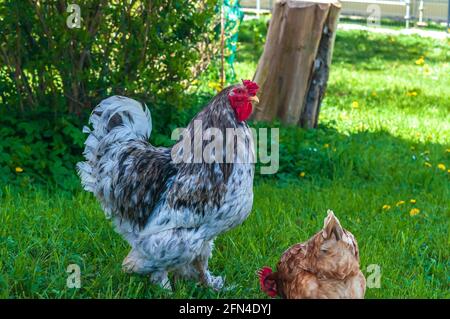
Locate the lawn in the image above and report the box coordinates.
[0,20,449,298]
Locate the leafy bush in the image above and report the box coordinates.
[0,111,85,190]
[0,0,219,115]
[0,0,221,189]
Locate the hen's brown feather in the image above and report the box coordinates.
[267,210,366,299]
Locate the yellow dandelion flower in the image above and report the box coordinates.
[371,92,377,97]
[208,81,222,92]
[447,169,450,173]
[409,208,420,216]
[299,172,306,178]
[415,57,425,65]
[324,143,330,148]
[424,162,432,168]
[351,101,359,109]
[437,163,446,171]
[15,167,24,173]
[410,199,416,204]
[396,200,405,206]
[382,205,391,210]
[445,149,450,153]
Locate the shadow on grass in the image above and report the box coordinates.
[253,121,449,192]
[325,80,450,115]
[333,31,448,68]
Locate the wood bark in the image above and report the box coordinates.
[251,0,341,128]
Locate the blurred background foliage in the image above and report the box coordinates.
[0,0,219,113]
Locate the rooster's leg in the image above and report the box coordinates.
[122,248,172,290]
[149,271,172,290]
[193,240,224,291]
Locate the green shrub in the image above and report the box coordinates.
[0,0,219,115]
[0,0,221,189]
[0,110,85,190]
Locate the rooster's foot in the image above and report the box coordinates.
[122,251,141,273]
[150,271,172,291]
[204,273,224,291]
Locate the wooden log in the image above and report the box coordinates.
[251,0,341,128]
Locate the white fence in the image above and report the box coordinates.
[240,0,450,26]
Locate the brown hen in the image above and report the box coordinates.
[259,210,366,299]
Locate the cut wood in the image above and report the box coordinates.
[251,0,341,128]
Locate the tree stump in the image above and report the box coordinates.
[251,0,341,128]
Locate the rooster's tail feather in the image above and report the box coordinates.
[76,96,152,193]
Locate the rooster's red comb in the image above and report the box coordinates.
[242,79,259,96]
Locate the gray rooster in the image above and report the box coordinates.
[77,80,259,290]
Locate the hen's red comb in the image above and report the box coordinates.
[242,79,259,96]
[257,266,277,298]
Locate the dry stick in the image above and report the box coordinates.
[34,0,79,113]
[220,3,225,89]
[15,19,36,109]
[190,3,221,84]
[99,24,121,89]
[139,3,152,67]
[79,1,105,71]
[0,44,24,112]
[122,0,135,80]
[33,0,59,109]
[190,12,221,85]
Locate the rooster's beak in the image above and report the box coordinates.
[249,96,259,104]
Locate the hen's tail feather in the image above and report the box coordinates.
[76,95,152,193]
[257,266,278,298]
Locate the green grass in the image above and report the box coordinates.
[1,21,449,298]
